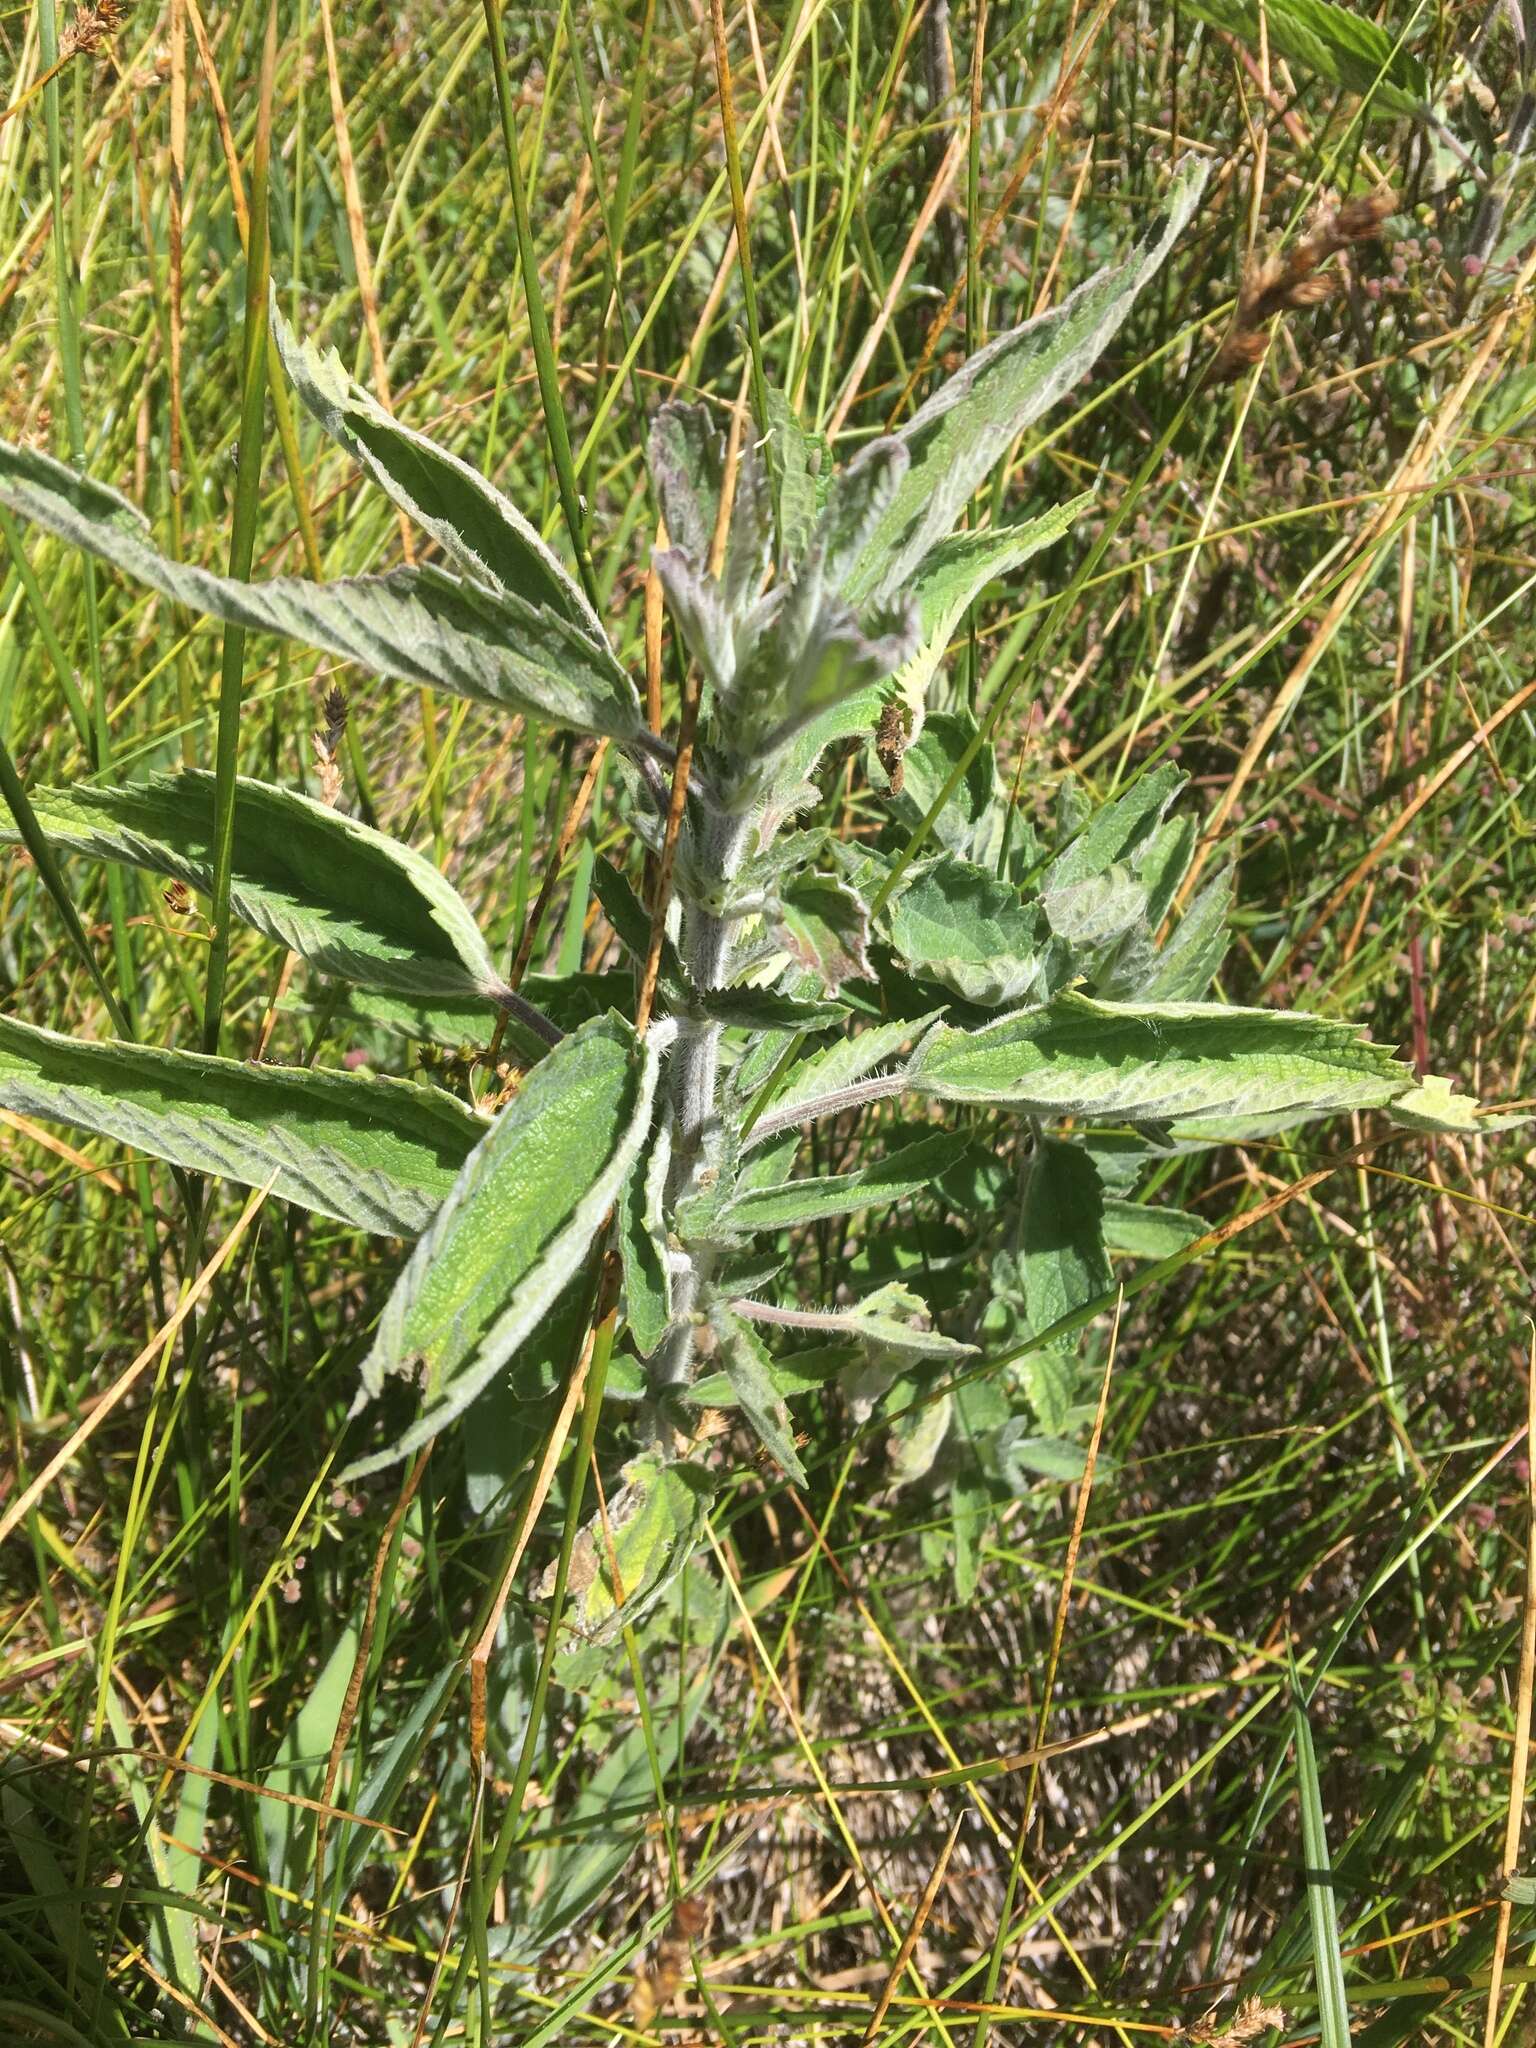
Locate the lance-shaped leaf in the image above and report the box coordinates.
[735,1284,976,1359]
[649,403,727,566]
[1047,763,1186,889]
[851,157,1208,603]
[746,1011,943,1143]
[1185,0,1427,118]
[710,1308,808,1485]
[689,1342,847,1408]
[591,857,687,988]
[721,1130,968,1233]
[355,1013,657,1468]
[1016,1139,1113,1344]
[763,385,823,569]
[651,548,737,693]
[700,986,849,1032]
[1128,867,1234,1003]
[844,1283,979,1358]
[1134,814,1200,931]
[545,1451,714,1645]
[7,770,505,1001]
[1043,865,1148,956]
[883,496,1090,741]
[1039,769,1201,977]
[909,992,1415,1130]
[0,438,642,741]
[1101,1197,1207,1259]
[273,303,610,647]
[0,1014,479,1234]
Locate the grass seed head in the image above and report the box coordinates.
[1186,1996,1288,2044]
[312,685,349,808]
[60,0,128,58]
[1210,187,1395,384]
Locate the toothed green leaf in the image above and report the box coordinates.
[998,1430,1089,1485]
[721,1130,968,1233]
[750,1013,943,1138]
[274,300,608,639]
[1388,1074,1527,1134]
[1185,0,1426,117]
[771,876,873,993]
[851,158,1209,602]
[759,995,1422,1146]
[885,854,1058,1008]
[763,386,822,568]
[909,995,1425,1138]
[885,496,1090,738]
[711,1309,809,1485]
[0,436,642,739]
[909,994,1416,1131]
[781,1283,977,1360]
[1047,764,1185,888]
[8,770,502,1000]
[1016,1139,1113,1344]
[552,1451,714,1644]
[353,1013,658,1471]
[0,1013,479,1234]
[619,1123,673,1358]
[1135,868,1234,1002]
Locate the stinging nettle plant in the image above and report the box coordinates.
[0,156,1503,1610]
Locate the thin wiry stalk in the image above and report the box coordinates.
[483,0,600,610]
[202,1,277,1057]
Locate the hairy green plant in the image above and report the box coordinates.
[0,155,1502,1625]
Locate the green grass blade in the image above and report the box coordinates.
[1293,1683,1354,2047]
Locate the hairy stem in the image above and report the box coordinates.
[652,805,755,1388]
[743,1070,908,1148]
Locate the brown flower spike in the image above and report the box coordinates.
[60,0,128,59]
[1186,1995,1288,2045]
[312,684,349,811]
[1209,189,1395,384]
[630,1895,710,2027]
